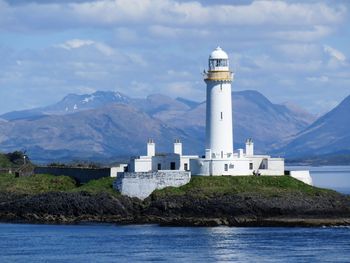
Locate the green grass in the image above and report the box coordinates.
[0,173,119,196]
[152,176,336,198]
[72,177,119,196]
[0,155,13,168]
[0,173,337,198]
[0,173,77,194]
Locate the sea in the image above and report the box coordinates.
[0,165,349,262]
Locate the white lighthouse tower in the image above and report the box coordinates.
[205,47,234,159]
[189,46,285,176]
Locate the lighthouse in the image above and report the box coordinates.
[204,47,234,159]
[114,46,295,200]
[188,47,285,176]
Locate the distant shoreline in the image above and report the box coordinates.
[1,218,350,228]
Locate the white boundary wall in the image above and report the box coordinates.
[114,171,191,200]
[289,170,313,185]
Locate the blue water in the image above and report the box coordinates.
[0,223,349,262]
[1,166,350,262]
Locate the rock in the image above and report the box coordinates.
[0,190,349,226]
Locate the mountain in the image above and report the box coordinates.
[277,95,350,157]
[43,90,131,114]
[156,90,316,151]
[0,91,131,121]
[0,90,316,162]
[0,104,200,162]
[282,101,316,125]
[175,97,201,109]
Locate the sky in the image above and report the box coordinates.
[0,0,349,115]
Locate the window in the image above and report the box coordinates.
[209,60,215,69]
[220,112,223,120]
[224,164,228,172]
[170,162,176,170]
[229,164,234,169]
[249,163,253,170]
[157,163,161,170]
[209,59,228,69]
[184,163,188,171]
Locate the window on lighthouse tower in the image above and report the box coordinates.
[209,59,228,70]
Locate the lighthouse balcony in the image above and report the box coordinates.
[204,71,233,81]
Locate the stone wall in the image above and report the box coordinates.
[34,167,110,184]
[114,171,191,200]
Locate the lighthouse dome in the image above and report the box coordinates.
[209,47,228,60]
[208,46,229,71]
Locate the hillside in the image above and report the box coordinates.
[0,151,29,168]
[0,104,200,162]
[278,95,350,157]
[0,90,315,162]
[0,174,349,226]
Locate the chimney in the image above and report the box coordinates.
[174,139,182,156]
[238,148,244,158]
[245,138,254,156]
[147,139,155,157]
[205,149,212,159]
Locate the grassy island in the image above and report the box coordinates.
[0,172,335,197]
[0,173,349,227]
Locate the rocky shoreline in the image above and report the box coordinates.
[1,190,350,227]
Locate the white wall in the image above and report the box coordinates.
[266,158,285,173]
[180,155,198,171]
[205,79,234,159]
[190,156,285,176]
[114,171,191,200]
[289,170,313,185]
[110,164,127,177]
[190,158,253,176]
[131,157,152,172]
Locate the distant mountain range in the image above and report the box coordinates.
[0,89,348,163]
[277,95,350,157]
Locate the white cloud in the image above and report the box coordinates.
[272,26,332,42]
[0,0,346,30]
[166,81,202,99]
[307,75,329,82]
[324,45,346,62]
[55,39,115,56]
[149,25,209,38]
[0,0,349,115]
[57,39,94,50]
[94,42,115,56]
[275,43,321,60]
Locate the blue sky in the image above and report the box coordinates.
[0,0,349,114]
